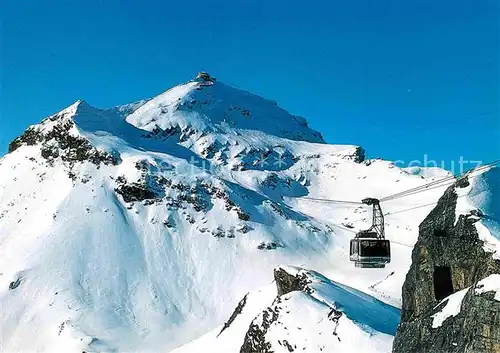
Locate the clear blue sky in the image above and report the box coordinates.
[2,0,499,170]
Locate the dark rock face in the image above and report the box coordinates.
[240,298,281,353]
[8,127,42,153]
[194,71,216,83]
[394,287,500,353]
[274,267,311,296]
[393,177,500,353]
[218,294,249,337]
[114,164,168,203]
[9,278,21,290]
[115,183,159,203]
[257,241,284,251]
[8,117,121,167]
[355,146,366,163]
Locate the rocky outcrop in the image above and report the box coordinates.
[218,294,248,337]
[8,127,41,153]
[393,176,500,353]
[9,115,121,167]
[194,71,216,83]
[240,300,280,353]
[274,266,310,296]
[355,146,366,163]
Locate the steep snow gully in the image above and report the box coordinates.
[1,73,497,352]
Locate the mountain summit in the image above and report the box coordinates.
[1,74,456,352]
[124,72,324,143]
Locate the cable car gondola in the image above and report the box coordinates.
[349,198,391,268]
[303,161,500,267]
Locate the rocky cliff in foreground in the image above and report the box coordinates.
[393,166,500,353]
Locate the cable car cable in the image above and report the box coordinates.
[298,197,363,205]
[380,160,499,202]
[349,192,472,225]
[294,160,498,207]
[382,159,499,201]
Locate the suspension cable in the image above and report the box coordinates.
[298,197,363,205]
[293,160,498,210]
[379,175,456,202]
[380,160,499,202]
[349,192,473,225]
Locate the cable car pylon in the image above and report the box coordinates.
[349,198,391,268]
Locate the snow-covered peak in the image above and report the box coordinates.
[47,99,99,121]
[59,99,88,114]
[34,99,110,136]
[125,73,324,143]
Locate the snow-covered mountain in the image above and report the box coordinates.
[1,73,455,352]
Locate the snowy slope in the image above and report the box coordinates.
[456,165,500,259]
[0,73,453,352]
